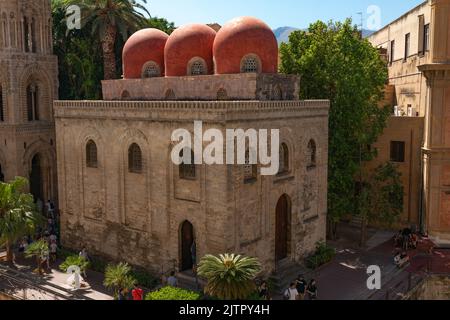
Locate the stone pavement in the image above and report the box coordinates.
[277,224,450,300]
[0,255,113,300]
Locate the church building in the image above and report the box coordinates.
[0,0,58,204]
[54,17,330,274]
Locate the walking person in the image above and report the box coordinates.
[167,271,178,287]
[50,240,58,263]
[191,240,197,268]
[296,275,308,300]
[258,281,271,300]
[131,284,144,301]
[307,279,318,300]
[79,246,89,278]
[284,282,299,300]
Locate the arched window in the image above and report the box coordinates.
[165,89,176,100]
[142,61,160,78]
[307,140,317,169]
[278,143,289,175]
[189,59,206,76]
[217,88,228,101]
[179,148,196,179]
[0,85,4,122]
[241,55,260,73]
[86,140,98,168]
[244,148,258,182]
[27,84,39,121]
[121,90,130,100]
[128,143,142,173]
[272,85,283,100]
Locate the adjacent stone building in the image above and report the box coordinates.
[55,17,329,274]
[368,0,450,245]
[0,0,58,203]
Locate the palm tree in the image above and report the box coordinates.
[25,239,49,275]
[104,262,137,299]
[197,254,262,300]
[61,0,150,80]
[0,177,41,263]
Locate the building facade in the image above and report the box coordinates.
[55,17,329,274]
[0,0,58,203]
[368,0,450,244]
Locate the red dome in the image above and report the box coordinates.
[213,17,279,74]
[165,24,216,77]
[122,28,169,79]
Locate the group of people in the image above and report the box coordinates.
[117,284,145,300]
[284,275,318,300]
[256,275,318,300]
[14,199,58,272]
[393,227,419,268]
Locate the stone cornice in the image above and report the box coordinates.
[54,100,329,111]
[54,100,330,123]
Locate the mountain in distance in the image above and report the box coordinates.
[273,26,375,45]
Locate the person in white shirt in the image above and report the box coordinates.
[167,271,178,287]
[284,282,299,300]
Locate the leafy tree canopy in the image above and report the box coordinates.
[280,20,390,235]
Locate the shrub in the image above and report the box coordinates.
[90,257,108,273]
[145,286,200,301]
[305,242,335,270]
[131,269,159,289]
[59,255,90,273]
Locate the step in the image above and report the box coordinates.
[176,271,206,292]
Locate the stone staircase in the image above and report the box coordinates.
[350,215,364,228]
[176,270,206,293]
[269,259,311,294]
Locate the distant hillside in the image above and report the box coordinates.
[273,26,375,45]
[273,27,300,45]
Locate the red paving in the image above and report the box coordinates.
[371,235,450,274]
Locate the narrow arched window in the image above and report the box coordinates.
[0,85,4,122]
[244,148,258,182]
[27,84,39,121]
[272,85,283,100]
[165,89,176,100]
[121,90,130,100]
[217,88,228,101]
[241,55,260,73]
[86,140,98,168]
[128,143,142,173]
[179,148,196,179]
[189,59,206,76]
[142,61,160,78]
[278,143,289,175]
[307,140,317,169]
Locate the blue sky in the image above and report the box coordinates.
[146,0,426,30]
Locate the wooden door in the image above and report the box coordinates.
[180,221,194,271]
[275,195,289,261]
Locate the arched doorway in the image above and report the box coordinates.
[275,194,291,262]
[180,221,195,271]
[0,164,4,182]
[29,154,43,202]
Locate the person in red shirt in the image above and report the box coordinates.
[131,284,144,300]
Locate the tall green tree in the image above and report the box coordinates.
[358,162,404,246]
[0,177,42,262]
[197,254,261,300]
[61,0,150,80]
[146,16,176,34]
[280,20,390,239]
[52,1,175,100]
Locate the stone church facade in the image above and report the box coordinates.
[54,17,329,274]
[0,0,58,203]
